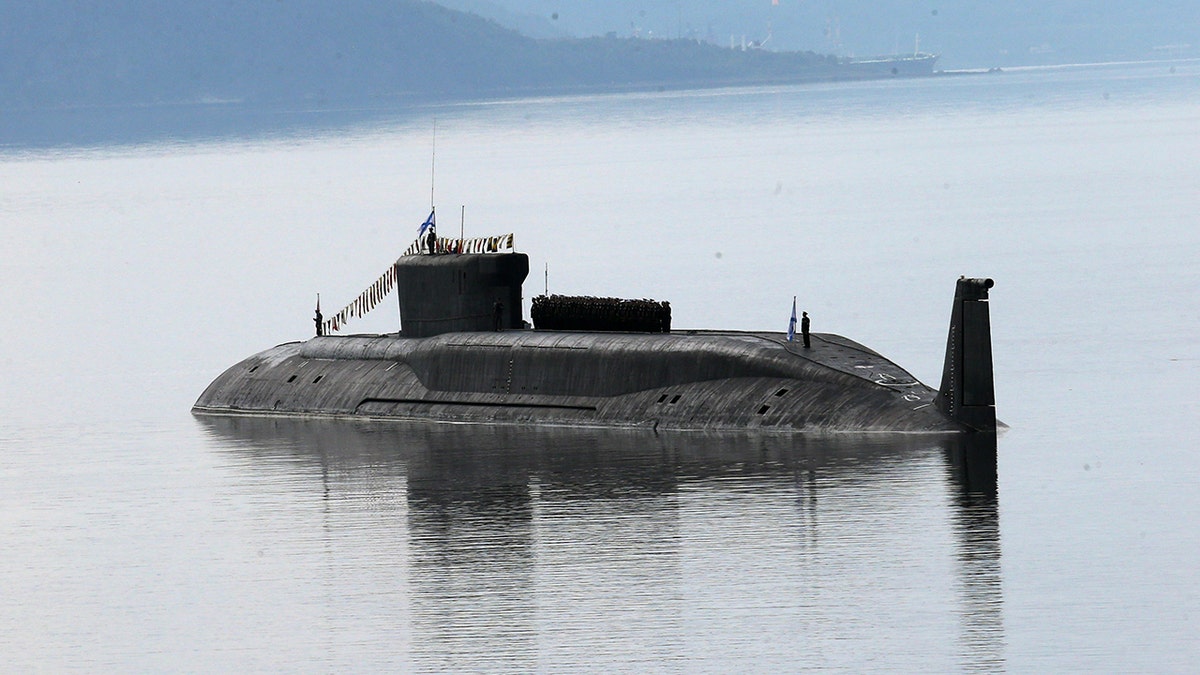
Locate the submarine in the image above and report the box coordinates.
[193,234,997,433]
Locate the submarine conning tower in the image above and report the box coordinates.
[936,277,997,432]
[394,252,529,337]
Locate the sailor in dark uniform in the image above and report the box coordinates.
[425,226,437,255]
[801,311,810,348]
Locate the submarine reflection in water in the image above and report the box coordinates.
[199,417,1002,670]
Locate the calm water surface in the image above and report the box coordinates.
[1,62,1197,671]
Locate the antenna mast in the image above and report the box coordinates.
[430,119,437,210]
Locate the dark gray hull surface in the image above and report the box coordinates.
[193,329,967,433]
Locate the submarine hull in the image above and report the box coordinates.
[193,330,969,433]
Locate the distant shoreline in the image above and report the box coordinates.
[2,66,936,151]
[4,57,1191,152]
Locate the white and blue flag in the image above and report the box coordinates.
[418,209,436,237]
[787,296,797,342]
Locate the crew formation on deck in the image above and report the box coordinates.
[531,295,671,333]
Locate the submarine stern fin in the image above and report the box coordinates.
[936,277,996,432]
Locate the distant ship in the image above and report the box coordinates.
[839,52,940,78]
[193,234,996,434]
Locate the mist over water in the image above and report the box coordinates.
[1,62,1197,671]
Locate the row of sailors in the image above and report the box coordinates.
[531,295,671,334]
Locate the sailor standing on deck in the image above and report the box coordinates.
[419,209,437,254]
[801,311,811,348]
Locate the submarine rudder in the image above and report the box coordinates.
[935,277,996,432]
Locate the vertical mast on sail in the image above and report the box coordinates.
[430,118,437,212]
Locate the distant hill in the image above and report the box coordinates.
[454,1,1200,69]
[0,0,859,111]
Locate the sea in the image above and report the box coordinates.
[1,61,1197,672]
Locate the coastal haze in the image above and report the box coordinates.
[2,3,1199,673]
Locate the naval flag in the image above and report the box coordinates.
[417,209,436,237]
[787,296,797,341]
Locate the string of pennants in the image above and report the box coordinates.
[321,233,516,334]
[321,266,397,335]
[402,233,516,257]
